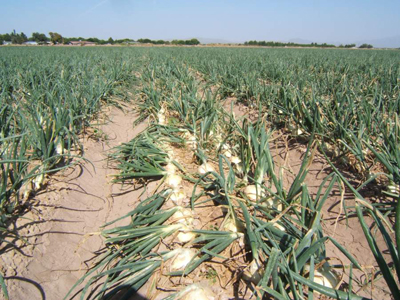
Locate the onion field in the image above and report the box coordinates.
[1,46,399,299]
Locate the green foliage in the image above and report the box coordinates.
[244,40,337,48]
[137,38,171,45]
[49,32,63,44]
[0,47,143,224]
[1,30,29,44]
[171,38,200,45]
[359,43,374,49]
[30,32,49,43]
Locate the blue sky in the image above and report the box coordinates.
[1,0,399,44]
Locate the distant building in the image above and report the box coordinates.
[2,41,12,45]
[23,41,38,45]
[68,40,97,46]
[69,41,82,46]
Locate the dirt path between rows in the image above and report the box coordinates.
[1,106,149,300]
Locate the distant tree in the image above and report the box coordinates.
[20,32,28,42]
[171,39,199,45]
[10,31,27,44]
[138,38,152,44]
[344,43,356,48]
[49,32,63,44]
[188,38,200,45]
[31,32,49,43]
[87,37,100,43]
[107,37,114,44]
[359,43,373,49]
[2,33,11,41]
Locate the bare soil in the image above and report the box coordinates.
[0,105,151,300]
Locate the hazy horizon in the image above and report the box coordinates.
[1,0,400,46]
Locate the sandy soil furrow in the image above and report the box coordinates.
[1,106,149,300]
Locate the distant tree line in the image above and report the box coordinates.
[137,38,200,45]
[244,41,374,49]
[358,43,374,49]
[63,36,134,45]
[0,30,28,44]
[338,44,356,48]
[1,31,201,46]
[0,30,134,45]
[244,40,337,48]
[1,31,374,49]
[171,39,200,45]
[137,38,170,45]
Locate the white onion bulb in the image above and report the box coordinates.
[297,128,304,135]
[170,248,197,272]
[198,162,215,175]
[177,225,197,243]
[165,162,177,175]
[223,219,238,232]
[186,134,197,150]
[170,189,187,205]
[230,156,241,164]
[265,198,283,212]
[158,114,166,125]
[177,284,216,300]
[243,260,264,284]
[272,222,285,232]
[244,185,265,201]
[166,174,182,189]
[387,181,399,194]
[33,173,44,190]
[172,208,194,226]
[304,263,339,289]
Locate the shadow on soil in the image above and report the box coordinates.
[4,276,46,300]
